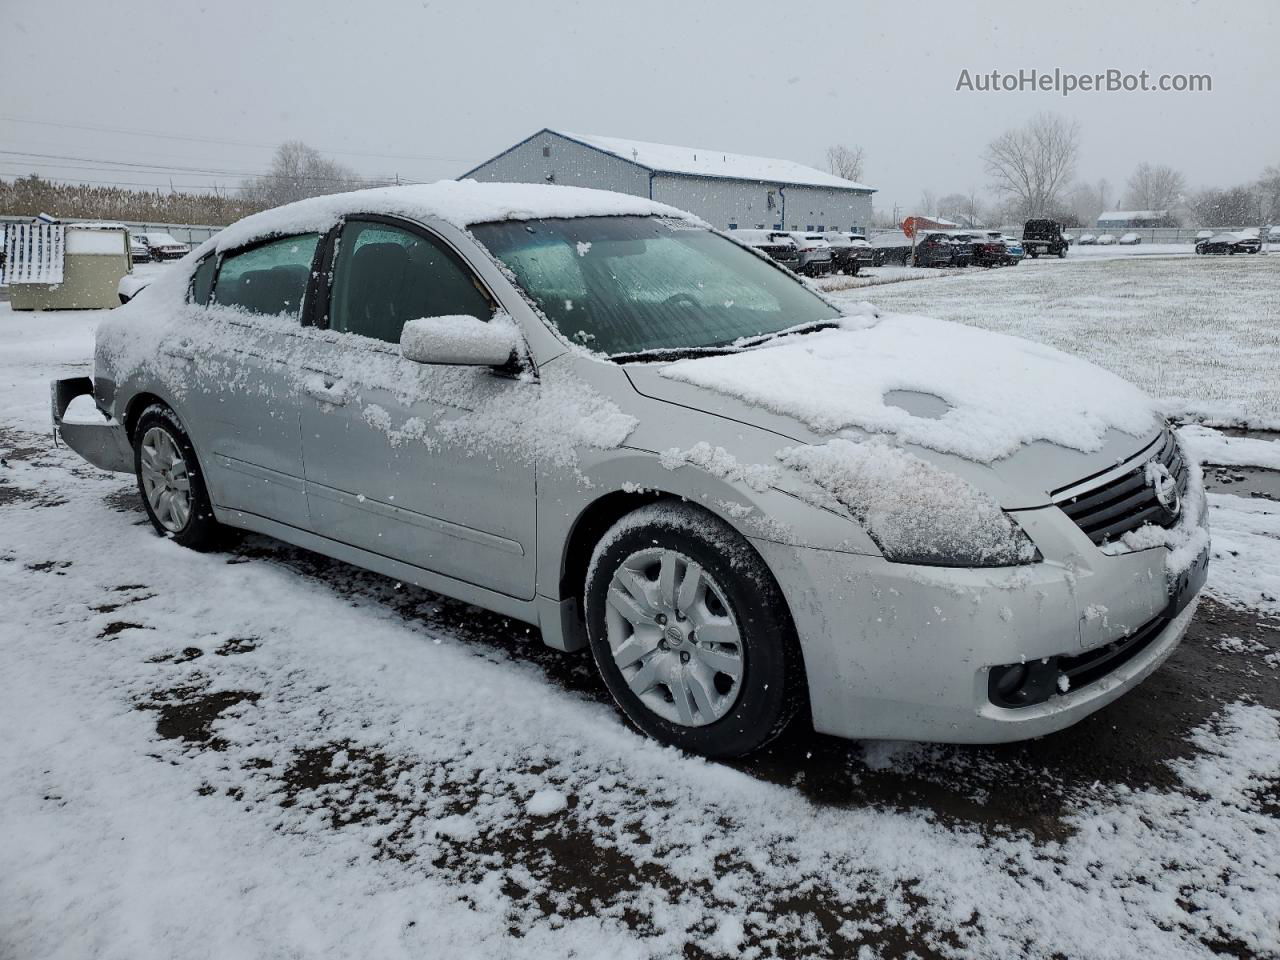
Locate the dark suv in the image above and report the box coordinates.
[1021,220,1069,259]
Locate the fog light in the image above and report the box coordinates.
[993,663,1029,700]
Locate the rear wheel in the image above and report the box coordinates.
[133,404,225,550]
[584,503,805,758]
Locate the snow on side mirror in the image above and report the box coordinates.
[400,314,518,367]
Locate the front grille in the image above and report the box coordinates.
[1053,429,1186,546]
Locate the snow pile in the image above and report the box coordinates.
[660,313,1159,463]
[1178,424,1280,470]
[525,789,568,817]
[1204,494,1280,615]
[659,441,783,493]
[777,437,1036,565]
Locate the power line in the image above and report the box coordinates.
[0,114,480,165]
[0,148,419,184]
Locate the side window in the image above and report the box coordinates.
[189,255,216,306]
[329,220,492,344]
[212,234,320,318]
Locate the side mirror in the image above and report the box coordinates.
[400,314,518,367]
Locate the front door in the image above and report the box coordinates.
[297,218,537,599]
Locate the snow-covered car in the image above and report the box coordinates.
[129,234,152,264]
[1267,225,1280,244]
[727,229,800,271]
[1095,234,1117,246]
[845,233,874,267]
[869,232,913,266]
[1076,233,1097,245]
[785,232,835,276]
[1001,235,1025,261]
[51,181,1209,758]
[139,232,191,261]
[1118,233,1142,245]
[912,232,956,267]
[819,232,861,275]
[1195,229,1214,242]
[1195,232,1262,255]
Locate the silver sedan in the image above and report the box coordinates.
[53,182,1208,758]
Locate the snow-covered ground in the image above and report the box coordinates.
[831,253,1280,428]
[3,255,1280,959]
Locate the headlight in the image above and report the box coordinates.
[778,438,1041,568]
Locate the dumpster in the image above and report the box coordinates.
[6,221,133,310]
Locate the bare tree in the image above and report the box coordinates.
[825,144,866,183]
[918,189,939,218]
[982,112,1080,220]
[1123,163,1186,212]
[937,190,985,226]
[1257,164,1280,222]
[1190,185,1264,226]
[241,141,363,208]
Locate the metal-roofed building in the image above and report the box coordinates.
[1096,210,1176,229]
[463,129,875,234]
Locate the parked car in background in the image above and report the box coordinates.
[846,233,874,268]
[50,181,1208,758]
[1118,233,1142,246]
[1021,219,1069,258]
[1096,234,1117,246]
[820,233,861,275]
[139,232,191,261]
[129,234,152,264]
[1002,236,1025,262]
[729,229,800,271]
[1196,232,1263,255]
[969,231,1013,267]
[786,232,835,276]
[870,232,913,266]
[912,232,955,267]
[1062,233,1074,245]
[946,233,975,268]
[1076,233,1097,245]
[1267,226,1280,244]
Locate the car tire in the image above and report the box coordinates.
[584,502,806,758]
[133,404,225,551]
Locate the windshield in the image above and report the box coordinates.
[470,216,839,356]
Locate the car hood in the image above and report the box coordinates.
[624,312,1163,509]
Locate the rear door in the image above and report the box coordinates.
[296,217,537,599]
[181,234,319,529]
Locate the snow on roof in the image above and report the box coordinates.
[210,180,698,253]
[552,130,875,192]
[1097,210,1169,221]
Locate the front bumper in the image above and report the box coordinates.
[51,377,134,473]
[751,503,1209,743]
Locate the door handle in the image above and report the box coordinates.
[163,341,196,361]
[303,372,350,406]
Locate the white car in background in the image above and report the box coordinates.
[1096,234,1117,246]
[1118,233,1142,245]
[1076,233,1097,245]
[139,231,191,261]
[52,181,1209,758]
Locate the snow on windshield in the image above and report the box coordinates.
[659,312,1160,463]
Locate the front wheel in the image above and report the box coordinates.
[134,404,225,550]
[584,503,805,758]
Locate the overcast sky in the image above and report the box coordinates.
[2,0,1275,217]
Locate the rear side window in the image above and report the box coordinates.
[190,256,216,306]
[328,220,492,344]
[213,234,320,318]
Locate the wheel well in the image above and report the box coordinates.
[123,392,168,441]
[559,489,670,600]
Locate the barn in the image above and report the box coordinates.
[462,129,876,234]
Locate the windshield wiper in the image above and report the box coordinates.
[734,319,842,349]
[609,345,741,364]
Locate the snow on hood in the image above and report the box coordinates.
[209,181,700,254]
[658,311,1160,463]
